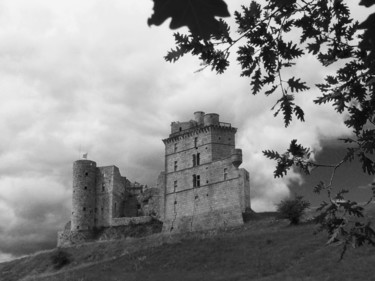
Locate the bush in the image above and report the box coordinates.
[276,195,310,225]
[51,248,71,270]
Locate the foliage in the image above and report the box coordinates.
[149,0,375,254]
[51,248,71,270]
[148,0,230,39]
[276,195,310,225]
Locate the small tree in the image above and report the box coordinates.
[276,195,310,225]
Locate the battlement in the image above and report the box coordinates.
[168,111,236,139]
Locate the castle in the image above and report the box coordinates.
[58,112,250,246]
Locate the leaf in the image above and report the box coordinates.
[263,150,281,160]
[358,152,375,175]
[148,0,230,39]
[293,106,305,122]
[287,77,309,93]
[251,68,262,94]
[280,95,294,126]
[359,0,375,7]
[288,139,309,157]
[265,85,278,96]
[314,181,325,194]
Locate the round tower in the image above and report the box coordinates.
[71,159,97,231]
[203,113,220,126]
[194,111,205,125]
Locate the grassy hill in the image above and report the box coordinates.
[1,212,375,281]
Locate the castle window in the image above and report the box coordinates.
[192,154,196,167]
[84,186,87,190]
[224,168,228,180]
[174,161,178,171]
[194,137,198,148]
[179,127,182,132]
[85,172,88,176]
[197,153,200,165]
[77,226,80,230]
[102,184,105,192]
[174,143,177,153]
[115,202,117,212]
[174,180,177,190]
[83,207,86,211]
[101,207,104,213]
[193,174,200,187]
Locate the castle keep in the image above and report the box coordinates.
[158,111,250,232]
[58,111,250,246]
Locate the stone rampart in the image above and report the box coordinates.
[111,216,152,227]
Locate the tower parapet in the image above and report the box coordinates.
[71,159,97,231]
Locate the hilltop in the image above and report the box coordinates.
[1,212,375,281]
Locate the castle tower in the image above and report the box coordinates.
[160,112,250,233]
[71,159,97,231]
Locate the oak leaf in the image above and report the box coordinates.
[148,0,230,39]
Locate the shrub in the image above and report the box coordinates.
[51,248,71,270]
[276,195,310,225]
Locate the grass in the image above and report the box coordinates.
[1,213,375,281]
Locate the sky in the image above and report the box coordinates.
[0,0,374,262]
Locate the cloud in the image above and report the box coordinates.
[0,0,368,260]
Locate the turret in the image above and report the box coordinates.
[194,111,205,125]
[231,149,243,169]
[71,159,97,231]
[204,113,220,126]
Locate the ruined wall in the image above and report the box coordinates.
[71,160,97,231]
[111,216,152,226]
[95,166,114,228]
[57,230,94,247]
[111,167,126,218]
[138,187,162,217]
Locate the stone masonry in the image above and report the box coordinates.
[158,111,251,233]
[57,111,251,246]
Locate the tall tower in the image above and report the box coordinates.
[160,111,250,232]
[71,159,97,231]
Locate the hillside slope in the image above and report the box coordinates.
[1,214,375,281]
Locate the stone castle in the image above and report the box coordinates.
[58,112,250,246]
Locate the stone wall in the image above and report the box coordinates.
[57,230,94,247]
[138,187,162,217]
[111,216,152,227]
[163,176,244,233]
[57,217,161,247]
[95,166,114,228]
